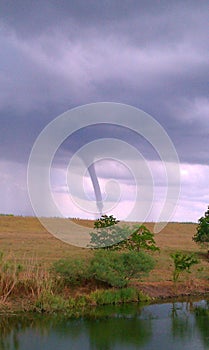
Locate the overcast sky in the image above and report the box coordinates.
[0,0,208,222]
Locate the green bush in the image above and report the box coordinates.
[89,250,155,288]
[53,250,155,289]
[170,251,199,282]
[52,258,90,286]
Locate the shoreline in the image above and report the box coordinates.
[0,280,208,316]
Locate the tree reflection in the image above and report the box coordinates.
[0,305,151,350]
[170,302,193,340]
[193,301,209,348]
[0,300,208,350]
[86,316,152,350]
[0,315,59,350]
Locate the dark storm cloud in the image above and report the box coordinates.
[0,1,207,40]
[0,0,208,218]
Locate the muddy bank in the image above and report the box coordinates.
[134,279,209,300]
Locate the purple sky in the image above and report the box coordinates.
[0,0,208,222]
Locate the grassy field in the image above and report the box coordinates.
[0,216,208,302]
[0,216,208,279]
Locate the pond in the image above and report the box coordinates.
[0,299,208,350]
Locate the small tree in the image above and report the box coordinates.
[122,225,160,252]
[89,215,159,251]
[193,206,209,255]
[90,225,127,250]
[170,252,199,283]
[89,215,129,249]
[94,214,119,229]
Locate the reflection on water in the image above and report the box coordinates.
[0,300,208,350]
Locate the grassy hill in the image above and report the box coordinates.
[0,216,208,301]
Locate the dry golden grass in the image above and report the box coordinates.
[0,216,208,285]
[0,216,93,265]
[141,222,208,283]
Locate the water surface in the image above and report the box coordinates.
[0,299,208,350]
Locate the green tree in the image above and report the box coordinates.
[89,215,159,251]
[170,251,199,283]
[193,205,209,255]
[89,224,130,249]
[121,224,160,252]
[94,214,119,229]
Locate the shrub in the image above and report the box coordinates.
[89,250,155,288]
[53,250,155,289]
[52,258,90,286]
[170,251,199,283]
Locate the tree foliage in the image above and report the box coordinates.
[193,206,209,250]
[94,214,119,229]
[170,251,198,283]
[89,224,130,249]
[89,215,159,252]
[120,225,160,252]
